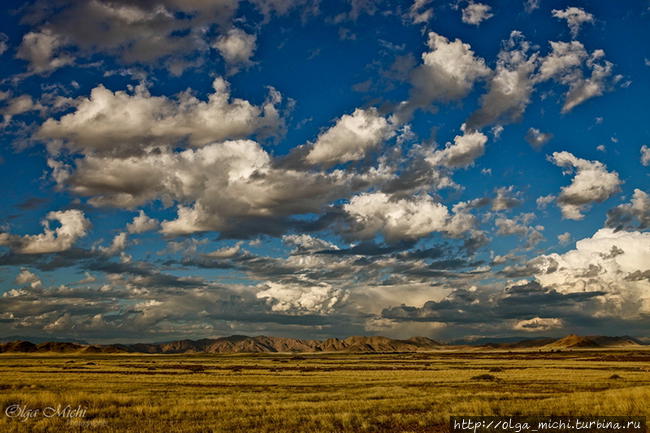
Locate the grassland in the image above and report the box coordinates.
[0,349,649,433]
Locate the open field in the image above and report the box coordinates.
[1,350,649,433]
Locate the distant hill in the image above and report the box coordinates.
[479,338,558,349]
[541,334,644,349]
[0,335,444,354]
[122,335,444,354]
[0,334,646,354]
[476,334,645,350]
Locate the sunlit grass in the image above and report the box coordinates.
[0,350,648,432]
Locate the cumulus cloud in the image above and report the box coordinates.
[552,7,594,38]
[558,232,571,245]
[206,243,244,259]
[306,108,394,166]
[562,53,613,113]
[461,38,617,120]
[39,78,284,156]
[641,145,650,166]
[401,32,490,118]
[126,210,159,234]
[0,270,327,341]
[549,151,622,220]
[474,36,616,123]
[426,127,488,168]
[16,29,74,74]
[16,269,42,289]
[492,186,523,211]
[536,41,587,82]
[534,228,650,315]
[282,234,339,253]
[525,127,553,149]
[0,210,90,254]
[98,232,128,256]
[16,0,238,73]
[343,192,475,242]
[606,189,650,231]
[50,139,371,237]
[461,2,493,26]
[535,41,614,113]
[495,213,544,248]
[213,28,257,73]
[0,94,43,125]
[256,281,348,314]
[466,32,538,129]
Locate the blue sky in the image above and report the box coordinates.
[0,0,649,343]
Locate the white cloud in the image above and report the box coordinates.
[492,186,523,211]
[606,189,650,230]
[344,192,474,242]
[77,272,96,284]
[0,210,90,254]
[16,29,74,74]
[207,243,243,259]
[99,232,128,256]
[536,41,587,82]
[282,234,338,253]
[536,194,555,209]
[39,78,283,156]
[536,41,614,113]
[306,108,394,166]
[466,32,537,129]
[50,138,369,237]
[562,52,613,113]
[126,210,159,234]
[14,0,238,74]
[402,32,490,118]
[495,213,544,247]
[641,145,650,166]
[552,7,594,38]
[16,269,42,289]
[525,127,553,149]
[534,228,650,315]
[407,0,434,24]
[213,28,257,72]
[461,2,493,26]
[426,127,488,168]
[558,232,571,245]
[0,94,43,125]
[256,281,348,314]
[550,151,622,220]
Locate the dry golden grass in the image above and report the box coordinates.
[0,350,649,433]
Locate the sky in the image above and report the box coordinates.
[0,0,649,344]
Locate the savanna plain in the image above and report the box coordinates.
[1,350,649,433]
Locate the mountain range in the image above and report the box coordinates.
[0,334,646,354]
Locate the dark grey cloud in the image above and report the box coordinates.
[381,281,607,330]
